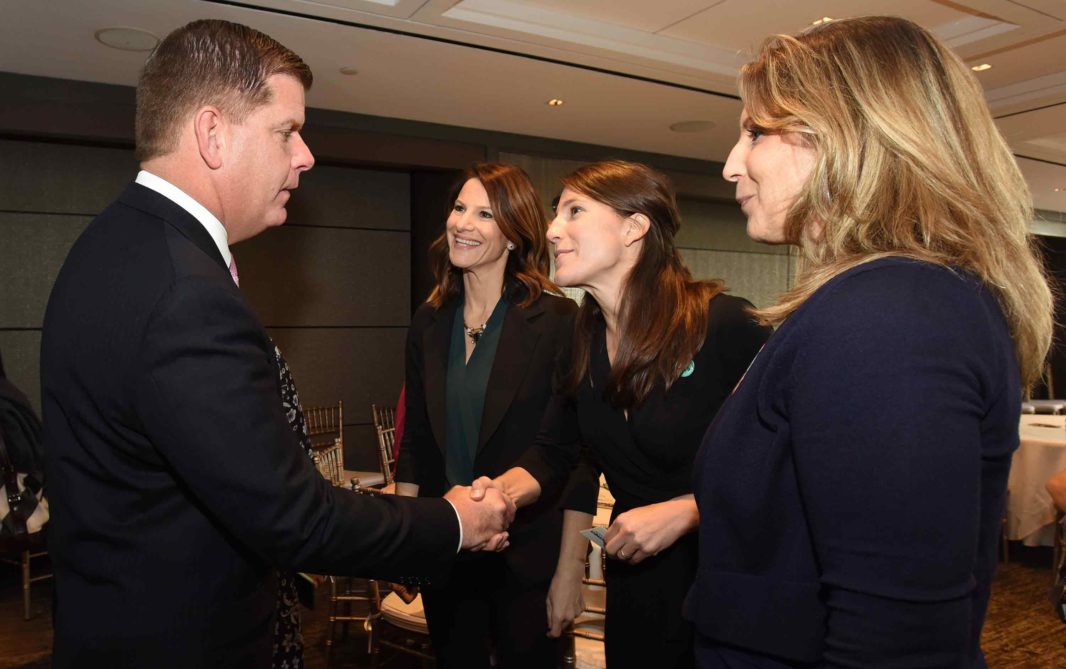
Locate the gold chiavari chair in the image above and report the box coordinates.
[563,544,606,669]
[375,426,396,487]
[305,401,344,450]
[563,475,612,668]
[306,401,384,489]
[371,403,396,432]
[313,441,345,487]
[327,483,434,668]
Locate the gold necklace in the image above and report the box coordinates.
[463,322,486,345]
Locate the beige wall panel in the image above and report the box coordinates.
[237,227,410,327]
[286,165,411,231]
[0,139,135,214]
[0,331,42,416]
[0,213,91,328]
[680,249,791,309]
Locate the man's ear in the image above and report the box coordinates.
[193,106,225,170]
[623,213,651,247]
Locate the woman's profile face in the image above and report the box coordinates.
[723,109,817,244]
[547,187,629,289]
[446,178,511,274]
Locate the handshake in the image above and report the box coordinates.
[443,476,516,552]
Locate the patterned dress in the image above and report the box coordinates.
[271,344,314,669]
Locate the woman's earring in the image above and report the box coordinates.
[507,242,516,251]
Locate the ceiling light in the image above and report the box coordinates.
[94,27,159,52]
[812,17,833,25]
[1055,187,1065,192]
[971,63,992,72]
[546,98,565,107]
[669,120,715,133]
[339,66,359,76]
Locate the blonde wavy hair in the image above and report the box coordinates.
[741,15,1053,390]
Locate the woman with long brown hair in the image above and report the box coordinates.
[476,160,771,667]
[393,162,579,668]
[687,16,1054,667]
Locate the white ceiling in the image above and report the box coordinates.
[2,0,1064,211]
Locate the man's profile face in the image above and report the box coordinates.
[220,73,314,243]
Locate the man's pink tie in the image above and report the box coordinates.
[228,257,239,287]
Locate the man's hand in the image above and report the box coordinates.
[444,485,516,551]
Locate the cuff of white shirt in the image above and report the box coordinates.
[443,498,463,553]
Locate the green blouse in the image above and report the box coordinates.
[444,297,510,486]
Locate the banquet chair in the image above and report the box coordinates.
[0,526,49,620]
[371,403,396,432]
[376,426,397,487]
[562,475,612,668]
[1055,512,1066,577]
[313,441,345,487]
[562,543,606,669]
[366,577,435,668]
[327,483,434,668]
[0,429,51,620]
[305,401,385,488]
[305,401,344,449]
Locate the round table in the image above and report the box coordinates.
[1008,414,1066,546]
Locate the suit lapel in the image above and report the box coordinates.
[477,298,545,453]
[423,301,456,456]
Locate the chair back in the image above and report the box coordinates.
[313,441,345,487]
[305,401,343,450]
[376,426,397,486]
[371,404,396,431]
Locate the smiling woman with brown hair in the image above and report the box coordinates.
[394,162,580,668]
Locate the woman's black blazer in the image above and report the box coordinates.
[396,291,581,584]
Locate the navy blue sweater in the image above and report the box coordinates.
[688,258,1019,668]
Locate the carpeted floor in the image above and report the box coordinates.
[981,545,1066,667]
[3,546,1066,668]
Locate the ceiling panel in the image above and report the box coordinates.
[659,0,1017,53]
[967,30,1066,91]
[281,0,430,20]
[496,0,721,34]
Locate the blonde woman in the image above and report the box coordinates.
[687,16,1053,668]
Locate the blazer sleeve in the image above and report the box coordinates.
[395,307,433,486]
[515,324,584,500]
[785,266,1010,667]
[132,277,458,581]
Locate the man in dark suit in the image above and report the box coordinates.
[41,19,513,668]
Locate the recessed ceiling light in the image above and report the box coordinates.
[812,17,833,25]
[546,98,565,107]
[669,120,715,133]
[1055,187,1065,192]
[339,66,359,76]
[971,63,992,72]
[94,27,159,52]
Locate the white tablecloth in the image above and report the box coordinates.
[1008,414,1066,546]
